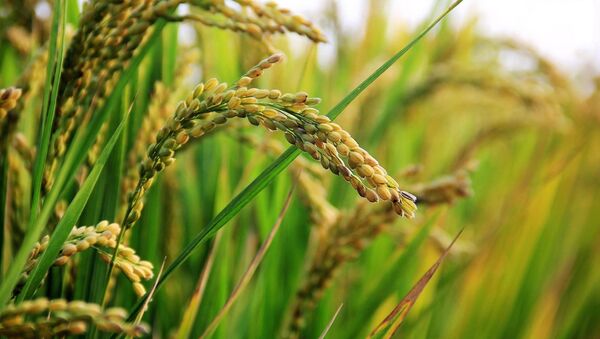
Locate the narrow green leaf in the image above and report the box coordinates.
[368,229,464,339]
[17,112,129,302]
[198,187,294,339]
[368,0,444,145]
[29,0,67,221]
[176,233,222,339]
[162,23,179,86]
[66,0,80,25]
[342,212,439,337]
[0,155,8,277]
[327,0,462,121]
[124,0,463,321]
[318,303,344,339]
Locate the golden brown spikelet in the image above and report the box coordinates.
[0,87,23,159]
[0,298,149,338]
[5,26,33,55]
[86,121,110,167]
[0,87,22,124]
[410,170,472,206]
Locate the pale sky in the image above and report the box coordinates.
[276,0,600,74]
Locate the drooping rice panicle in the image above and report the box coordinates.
[179,0,326,51]
[121,53,416,232]
[0,1,48,56]
[0,298,149,337]
[16,221,153,298]
[43,0,185,194]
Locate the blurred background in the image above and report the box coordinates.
[276,0,600,73]
[2,0,600,338]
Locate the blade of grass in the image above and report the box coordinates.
[99,94,129,222]
[65,0,80,25]
[16,109,130,302]
[28,0,67,221]
[368,0,444,146]
[199,186,295,339]
[124,0,463,321]
[0,155,7,277]
[176,232,222,339]
[0,0,67,306]
[134,257,167,325]
[342,211,441,337]
[326,0,462,121]
[318,303,344,339]
[97,15,179,304]
[85,89,130,310]
[368,229,464,339]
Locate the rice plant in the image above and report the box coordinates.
[1,0,599,338]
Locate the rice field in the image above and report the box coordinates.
[1,0,599,338]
